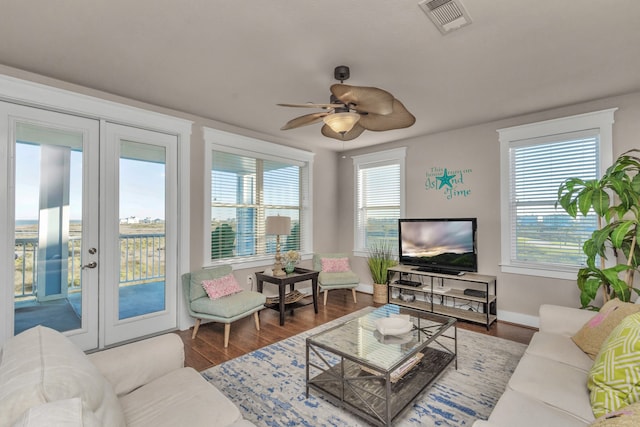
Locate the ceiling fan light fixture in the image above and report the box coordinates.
[322,112,360,135]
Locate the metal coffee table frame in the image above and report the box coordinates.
[305,305,457,426]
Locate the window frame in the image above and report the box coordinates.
[498,108,616,279]
[352,147,406,257]
[203,128,314,268]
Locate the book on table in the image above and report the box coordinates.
[360,352,424,383]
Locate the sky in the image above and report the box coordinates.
[15,143,165,221]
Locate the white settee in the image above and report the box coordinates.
[474,304,600,427]
[0,326,255,427]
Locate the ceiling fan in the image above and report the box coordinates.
[278,66,416,141]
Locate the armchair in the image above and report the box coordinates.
[312,253,360,305]
[182,265,266,347]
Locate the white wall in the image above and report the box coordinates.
[339,90,640,327]
[4,63,640,328]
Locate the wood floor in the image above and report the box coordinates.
[176,291,537,372]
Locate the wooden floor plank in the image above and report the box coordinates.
[175,290,536,371]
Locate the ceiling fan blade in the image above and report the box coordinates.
[277,103,343,109]
[321,123,366,141]
[330,84,395,115]
[357,99,416,131]
[281,112,329,130]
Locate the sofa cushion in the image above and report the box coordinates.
[318,271,360,287]
[573,299,640,359]
[0,326,125,427]
[119,367,242,427]
[191,291,266,319]
[10,397,101,427]
[507,353,595,423]
[589,401,640,426]
[487,389,590,427]
[588,312,640,418]
[526,331,594,372]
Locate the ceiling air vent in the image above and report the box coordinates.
[418,0,472,34]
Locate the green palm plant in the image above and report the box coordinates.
[556,149,640,309]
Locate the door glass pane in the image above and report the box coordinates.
[14,123,84,334]
[119,140,166,320]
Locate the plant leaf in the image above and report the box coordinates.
[591,189,610,217]
[610,220,634,248]
[591,226,612,257]
[578,189,594,216]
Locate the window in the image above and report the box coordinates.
[498,109,616,279]
[204,128,314,267]
[353,148,406,256]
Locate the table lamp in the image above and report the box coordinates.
[266,215,291,276]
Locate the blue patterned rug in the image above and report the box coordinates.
[202,308,526,426]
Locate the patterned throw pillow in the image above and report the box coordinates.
[201,274,242,300]
[573,299,640,359]
[321,257,350,273]
[589,401,640,427]
[588,312,640,418]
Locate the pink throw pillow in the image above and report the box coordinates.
[321,257,350,273]
[201,274,242,300]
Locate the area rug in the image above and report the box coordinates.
[202,308,526,426]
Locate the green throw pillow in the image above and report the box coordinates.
[588,312,640,418]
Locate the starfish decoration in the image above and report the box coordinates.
[436,168,456,189]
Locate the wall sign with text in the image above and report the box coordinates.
[425,167,472,200]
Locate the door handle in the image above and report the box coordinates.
[82,261,97,269]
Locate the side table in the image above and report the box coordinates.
[255,267,319,325]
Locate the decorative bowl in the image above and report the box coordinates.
[374,315,413,336]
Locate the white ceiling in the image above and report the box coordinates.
[1,0,639,151]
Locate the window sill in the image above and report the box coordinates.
[203,253,312,271]
[500,264,578,281]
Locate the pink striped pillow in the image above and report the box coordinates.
[321,257,350,273]
[201,274,242,300]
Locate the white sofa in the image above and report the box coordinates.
[0,326,255,427]
[473,304,600,427]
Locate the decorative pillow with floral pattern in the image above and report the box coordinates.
[573,299,640,359]
[201,274,242,300]
[321,257,350,273]
[589,401,640,427]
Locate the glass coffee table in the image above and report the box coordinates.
[306,304,457,426]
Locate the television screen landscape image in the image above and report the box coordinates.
[399,218,477,273]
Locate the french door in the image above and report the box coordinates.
[1,102,178,350]
[102,123,177,346]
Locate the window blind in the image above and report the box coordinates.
[357,161,401,251]
[509,133,599,267]
[211,151,302,260]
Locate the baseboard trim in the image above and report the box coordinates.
[357,283,373,294]
[497,310,539,328]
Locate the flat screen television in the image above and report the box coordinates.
[398,218,478,274]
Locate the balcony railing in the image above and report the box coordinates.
[14,233,165,299]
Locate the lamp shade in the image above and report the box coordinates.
[266,216,291,235]
[323,112,360,135]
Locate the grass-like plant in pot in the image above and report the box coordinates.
[367,242,398,304]
[556,149,640,309]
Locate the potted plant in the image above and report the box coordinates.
[556,149,640,309]
[282,250,300,274]
[367,242,398,304]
